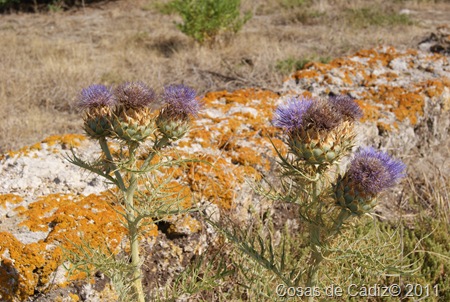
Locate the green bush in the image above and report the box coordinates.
[165,0,252,44]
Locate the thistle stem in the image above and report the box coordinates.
[306,177,322,302]
[329,208,351,238]
[306,233,323,298]
[125,148,145,302]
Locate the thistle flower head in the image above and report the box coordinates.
[329,95,363,121]
[272,97,314,133]
[78,84,115,109]
[304,99,343,130]
[161,84,201,118]
[115,82,157,109]
[273,96,358,165]
[348,147,406,195]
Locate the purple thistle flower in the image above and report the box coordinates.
[348,147,406,195]
[162,84,201,117]
[329,95,363,121]
[78,84,115,109]
[115,82,157,109]
[273,97,314,133]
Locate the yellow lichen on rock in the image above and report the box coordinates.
[3,134,87,159]
[41,134,86,148]
[0,232,47,301]
[0,192,134,300]
[0,194,23,209]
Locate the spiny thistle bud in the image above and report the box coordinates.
[78,84,115,139]
[333,147,406,215]
[156,84,201,140]
[112,82,159,143]
[273,96,360,165]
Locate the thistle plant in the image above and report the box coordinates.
[210,94,406,300]
[68,82,201,302]
[271,95,405,297]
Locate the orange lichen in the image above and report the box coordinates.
[30,142,42,151]
[341,71,353,86]
[267,137,288,157]
[376,122,393,132]
[4,134,87,159]
[180,154,238,210]
[355,47,397,68]
[41,134,86,148]
[234,165,262,182]
[7,144,36,158]
[160,181,193,209]
[393,93,424,124]
[69,293,80,301]
[370,85,424,125]
[0,232,46,301]
[285,47,450,127]
[304,61,333,73]
[0,192,137,300]
[187,127,213,148]
[355,99,382,122]
[203,88,278,106]
[231,146,263,167]
[0,194,23,209]
[419,78,450,99]
[291,69,320,80]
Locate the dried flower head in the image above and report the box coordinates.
[272,97,314,133]
[348,147,406,195]
[304,99,342,130]
[115,82,157,109]
[78,84,115,109]
[329,95,363,121]
[161,84,201,118]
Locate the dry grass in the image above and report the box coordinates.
[0,0,449,152]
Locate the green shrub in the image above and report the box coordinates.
[164,0,252,44]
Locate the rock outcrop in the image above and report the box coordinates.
[1,46,449,301]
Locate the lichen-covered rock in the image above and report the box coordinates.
[283,46,449,158]
[283,46,450,220]
[1,47,449,301]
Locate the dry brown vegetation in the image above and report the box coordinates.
[0,0,449,152]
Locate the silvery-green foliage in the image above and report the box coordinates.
[153,249,235,301]
[63,240,135,301]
